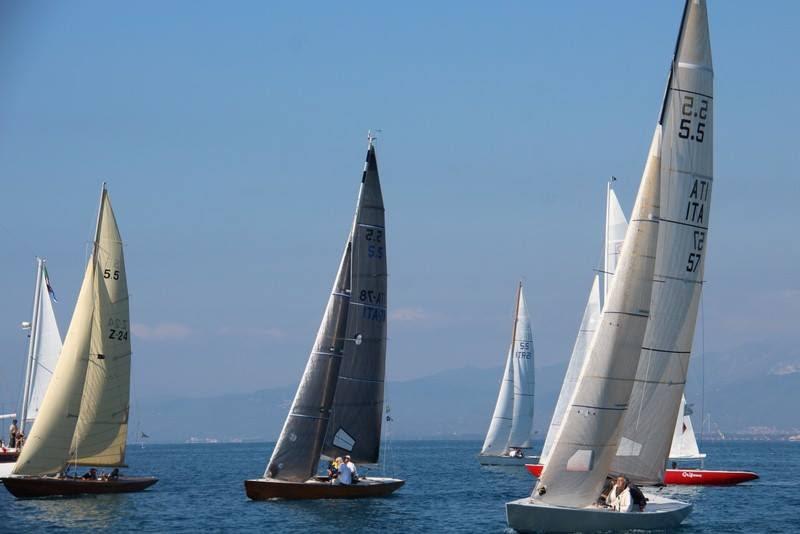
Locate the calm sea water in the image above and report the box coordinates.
[0,440,797,532]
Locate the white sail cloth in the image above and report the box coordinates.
[668,396,704,460]
[612,0,713,485]
[22,262,63,431]
[481,286,535,455]
[541,186,626,464]
[14,187,131,475]
[535,127,662,508]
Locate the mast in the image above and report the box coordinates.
[19,258,45,435]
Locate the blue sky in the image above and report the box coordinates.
[0,1,798,407]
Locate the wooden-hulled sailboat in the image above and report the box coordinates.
[478,283,537,466]
[245,135,403,500]
[0,259,63,474]
[2,185,157,498]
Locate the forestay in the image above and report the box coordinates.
[322,143,387,463]
[612,0,713,484]
[535,127,661,508]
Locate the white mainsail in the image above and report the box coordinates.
[507,289,535,449]
[19,259,63,433]
[535,126,661,508]
[668,396,705,460]
[14,185,131,475]
[612,0,713,484]
[602,185,628,304]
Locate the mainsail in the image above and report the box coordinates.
[14,185,129,475]
[507,288,535,449]
[19,259,63,433]
[322,143,387,463]
[267,138,387,481]
[70,188,132,466]
[535,126,661,508]
[612,0,713,484]
[541,184,624,464]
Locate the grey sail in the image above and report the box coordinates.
[322,142,387,463]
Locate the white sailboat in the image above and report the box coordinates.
[478,282,537,466]
[2,184,157,497]
[245,135,403,500]
[507,2,713,529]
[668,396,706,462]
[0,259,63,476]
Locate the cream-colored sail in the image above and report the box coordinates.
[70,188,131,467]
[13,261,95,475]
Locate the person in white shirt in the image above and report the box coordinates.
[344,455,358,482]
[335,457,352,485]
[605,476,633,512]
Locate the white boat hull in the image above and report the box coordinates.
[506,493,692,533]
[478,454,539,466]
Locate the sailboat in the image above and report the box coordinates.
[244,135,404,500]
[507,1,713,529]
[0,259,63,474]
[2,185,158,497]
[478,283,536,466]
[528,186,757,485]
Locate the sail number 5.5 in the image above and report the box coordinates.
[363,227,384,259]
[678,95,708,143]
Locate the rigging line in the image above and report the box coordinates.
[700,291,706,450]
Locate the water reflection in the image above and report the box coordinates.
[16,493,130,530]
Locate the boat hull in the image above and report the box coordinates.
[0,449,20,464]
[478,454,539,466]
[1,476,158,498]
[244,476,404,500]
[506,493,692,533]
[524,464,758,485]
[664,468,758,485]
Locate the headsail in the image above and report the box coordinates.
[70,187,132,467]
[13,185,119,476]
[612,0,713,484]
[540,275,600,464]
[322,141,388,463]
[668,396,704,460]
[535,126,661,508]
[480,344,514,455]
[507,287,535,449]
[20,259,63,433]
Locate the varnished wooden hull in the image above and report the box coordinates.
[245,476,404,500]
[1,476,158,498]
[0,449,20,464]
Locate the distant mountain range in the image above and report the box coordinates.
[132,341,799,444]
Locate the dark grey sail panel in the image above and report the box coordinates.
[322,144,387,463]
[265,243,351,482]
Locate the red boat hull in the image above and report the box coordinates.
[524,464,758,486]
